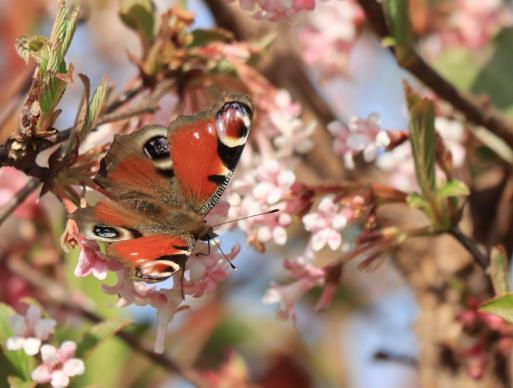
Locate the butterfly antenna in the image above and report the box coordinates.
[212,238,237,270]
[211,208,279,228]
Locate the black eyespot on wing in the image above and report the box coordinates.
[208,174,229,185]
[217,102,252,138]
[135,254,189,282]
[144,136,170,160]
[93,225,119,239]
[217,140,244,171]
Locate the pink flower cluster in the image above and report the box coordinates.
[296,0,364,77]
[32,342,85,388]
[456,297,513,380]
[262,257,324,322]
[328,113,390,169]
[258,89,315,158]
[184,243,240,298]
[226,0,315,21]
[262,193,369,321]
[421,0,512,57]
[227,160,296,250]
[6,305,85,387]
[303,195,358,252]
[6,305,56,356]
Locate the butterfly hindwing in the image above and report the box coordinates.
[73,200,194,282]
[95,125,184,208]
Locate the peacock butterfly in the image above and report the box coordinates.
[72,93,253,282]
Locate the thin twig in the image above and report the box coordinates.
[356,0,513,150]
[105,81,146,114]
[0,68,35,132]
[0,178,41,226]
[449,226,489,269]
[53,83,148,146]
[96,102,159,126]
[7,258,212,388]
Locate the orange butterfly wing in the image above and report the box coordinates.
[169,94,252,214]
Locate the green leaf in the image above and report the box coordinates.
[383,0,413,62]
[76,319,130,359]
[48,0,80,65]
[120,0,156,51]
[404,83,437,199]
[437,180,470,198]
[87,77,108,128]
[488,245,510,296]
[7,376,36,388]
[190,28,233,47]
[74,74,92,137]
[480,293,513,323]
[472,28,513,117]
[432,48,484,91]
[39,74,67,114]
[0,304,33,382]
[65,75,107,158]
[15,35,48,64]
[406,192,428,209]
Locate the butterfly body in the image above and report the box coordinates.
[73,93,252,282]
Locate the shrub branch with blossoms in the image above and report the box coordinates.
[2,0,513,387]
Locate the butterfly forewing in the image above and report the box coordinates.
[169,94,253,214]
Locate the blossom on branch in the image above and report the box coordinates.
[228,160,295,250]
[184,243,240,298]
[296,0,363,77]
[262,256,324,322]
[328,113,390,169]
[31,341,85,388]
[6,305,56,356]
[420,0,512,57]
[74,239,118,280]
[226,0,315,21]
[259,89,315,157]
[302,195,360,252]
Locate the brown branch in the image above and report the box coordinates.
[7,258,213,388]
[0,81,151,227]
[356,0,513,150]
[0,178,41,226]
[449,226,489,270]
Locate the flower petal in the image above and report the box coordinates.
[6,336,24,351]
[34,318,56,340]
[51,370,70,388]
[63,358,85,377]
[41,344,59,365]
[32,364,52,384]
[59,341,77,361]
[22,337,41,356]
[9,314,27,336]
